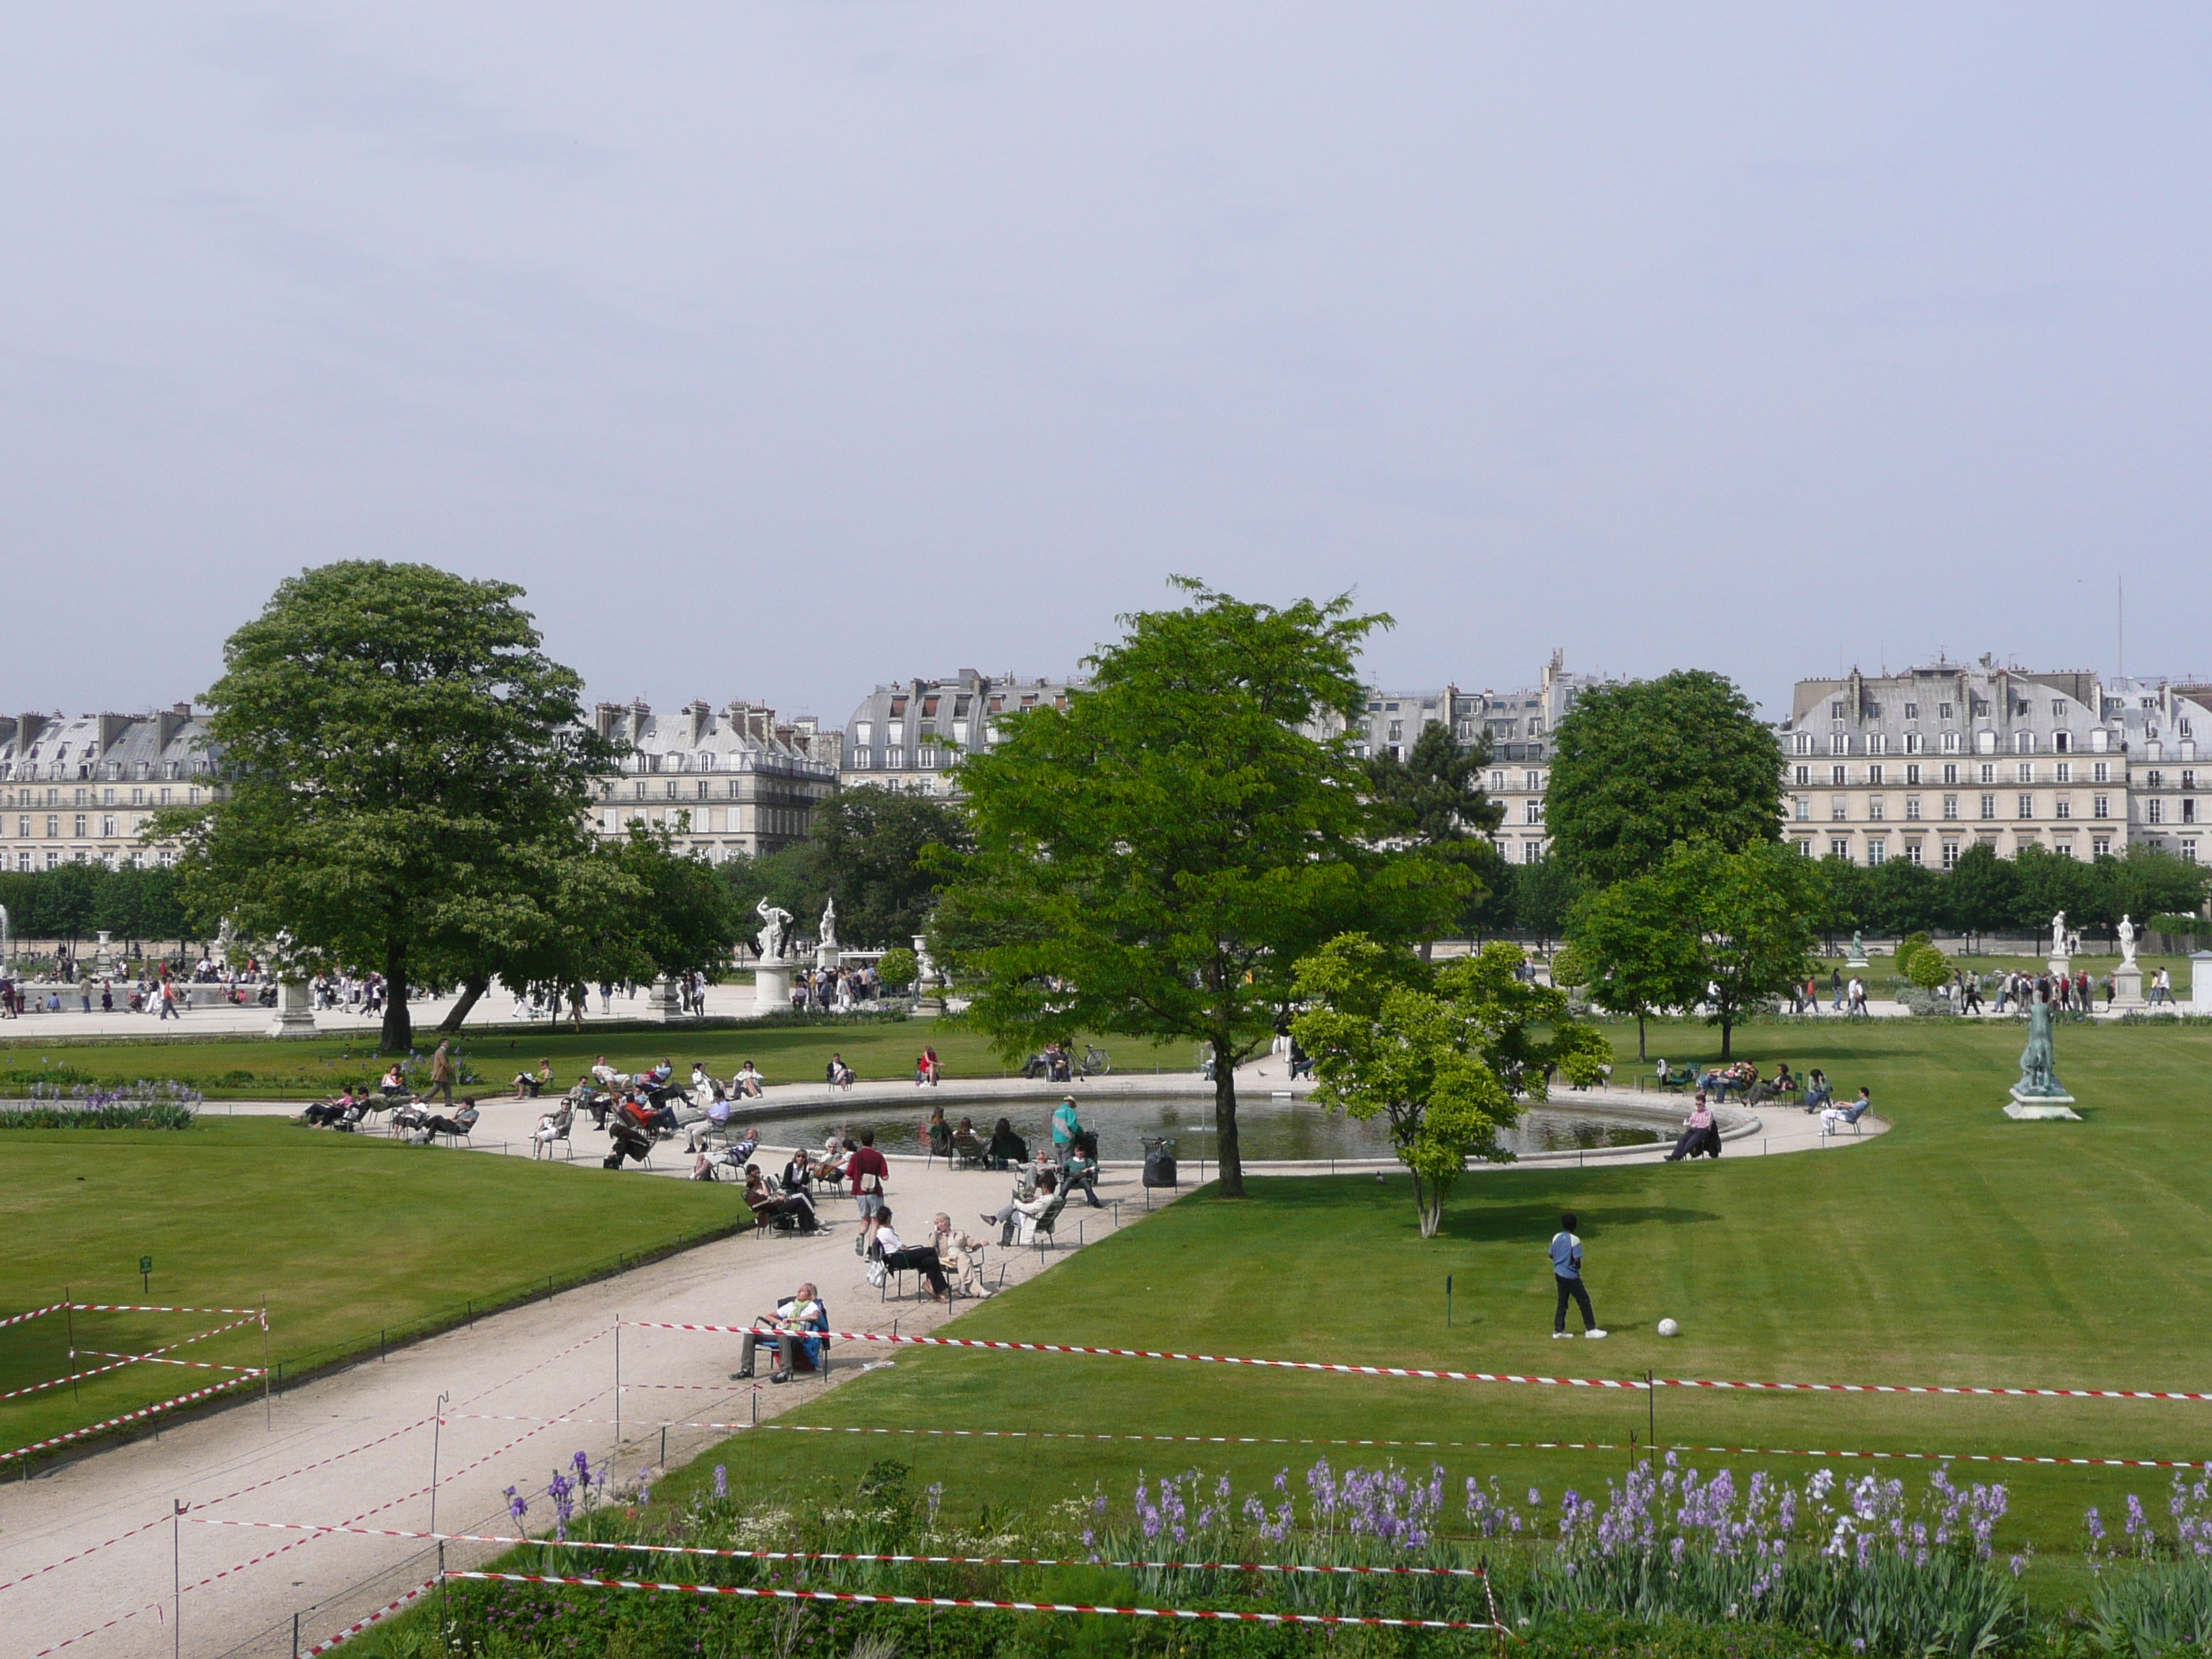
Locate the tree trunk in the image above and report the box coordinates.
[1637,1013,1647,1061]
[1212,1022,1244,1198]
[379,938,412,1053]
[438,975,490,1034]
[1719,1010,1733,1060]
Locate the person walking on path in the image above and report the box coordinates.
[428,1038,457,1108]
[1829,968,1843,1012]
[1051,1095,1084,1169]
[1550,1213,1606,1339]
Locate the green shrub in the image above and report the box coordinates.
[1550,944,1589,989]
[876,947,919,991]
[1905,943,1952,991]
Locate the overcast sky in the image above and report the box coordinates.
[6,5,2207,726]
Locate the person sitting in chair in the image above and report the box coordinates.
[869,1206,950,1302]
[379,1064,410,1105]
[511,1058,553,1099]
[1823,1087,1874,1133]
[1664,1094,1720,1161]
[951,1117,988,1165]
[732,1061,765,1099]
[930,1213,989,1297]
[304,1087,359,1127]
[732,1282,826,1383]
[745,1164,821,1231]
[986,1116,1028,1170]
[1287,1037,1314,1081]
[415,1098,480,1144]
[590,1054,625,1092]
[1063,1133,1106,1206]
[826,1053,855,1090]
[530,1095,574,1156]
[983,1170,1058,1246]
[685,1089,733,1152]
[781,1147,814,1195]
[1802,1068,1833,1115]
[925,1105,952,1159]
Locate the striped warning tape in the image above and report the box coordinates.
[0,1374,261,1464]
[445,1411,2212,1475]
[621,1321,2212,1402]
[189,1519,1493,1581]
[68,1303,267,1318]
[303,1575,441,1656]
[0,1300,67,1331]
[439,1570,1509,1633]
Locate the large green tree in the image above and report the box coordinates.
[1292,934,1610,1236]
[1575,839,1818,1058]
[154,562,616,1051]
[1544,671,1783,887]
[933,580,1468,1197]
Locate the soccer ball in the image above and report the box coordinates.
[1656,1318,1680,1338]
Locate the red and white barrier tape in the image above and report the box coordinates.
[68,1303,267,1319]
[0,1313,262,1400]
[621,1320,2212,1402]
[0,1300,67,1331]
[303,1575,441,1655]
[30,1599,166,1657]
[190,1519,1491,1581]
[440,1570,1506,1632]
[0,1374,260,1463]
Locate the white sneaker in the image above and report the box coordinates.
[1552,1331,1574,1339]
[1585,1328,1608,1339]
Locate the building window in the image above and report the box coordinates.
[2017,793,2034,819]
[2093,793,2110,819]
[159,788,171,805]
[1387,721,1403,742]
[1904,703,1920,720]
[665,781,679,799]
[72,814,86,837]
[2149,799,2165,824]
[1979,763,1995,785]
[1524,770,1542,791]
[1941,840,1960,869]
[2093,836,2112,858]
[1869,763,1884,786]
[1795,838,1812,856]
[1794,797,1809,821]
[1942,763,1959,786]
[2015,761,2031,783]
[1867,840,1886,866]
[1489,770,1505,791]
[1906,764,1921,786]
[2015,730,2034,754]
[1869,796,1886,821]
[1794,733,1812,755]
[1979,794,1996,819]
[1830,837,1852,860]
[852,747,870,768]
[1905,840,1923,865]
[1830,733,1848,755]
[2056,761,2071,783]
[1831,765,1847,786]
[1904,732,1923,755]
[1905,796,1921,820]
[2092,760,2110,783]
[1941,730,1959,752]
[1942,795,1959,819]
[1794,765,1810,786]
[887,748,904,770]
[2185,799,2199,824]
[45,850,58,869]
[1523,799,1544,824]
[2147,770,2165,790]
[1869,734,1887,756]
[2055,797,2072,819]
[2054,730,2071,752]
[1521,841,1542,864]
[1831,796,1849,821]
[99,815,115,837]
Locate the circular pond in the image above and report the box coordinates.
[737,1091,1665,1164]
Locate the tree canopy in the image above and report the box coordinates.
[1545,671,1782,887]
[154,562,616,1051]
[932,579,1469,1197]
[1292,934,1610,1236]
[1364,721,1505,943]
[1573,838,1819,1058]
[719,788,973,956]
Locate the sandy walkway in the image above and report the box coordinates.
[0,1067,1884,1657]
[0,1152,1162,1659]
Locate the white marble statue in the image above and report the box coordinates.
[2118,914,2138,967]
[755,897,793,963]
[819,896,838,950]
[2051,912,2068,956]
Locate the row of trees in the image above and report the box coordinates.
[1809,842,2205,945]
[717,789,973,954]
[0,863,194,950]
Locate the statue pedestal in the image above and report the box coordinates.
[815,944,840,972]
[2112,964,2146,1010]
[2048,953,2071,984]
[914,992,946,1017]
[268,979,316,1037]
[649,976,683,1019]
[1846,953,1869,971]
[2005,1085,2080,1121]
[753,962,792,1015]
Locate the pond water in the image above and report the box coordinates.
[739,1092,1665,1164]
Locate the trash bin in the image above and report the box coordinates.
[1141,1136,1177,1189]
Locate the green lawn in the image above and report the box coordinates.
[656,1017,2212,1576]
[0,1118,738,1460]
[0,1022,1186,1101]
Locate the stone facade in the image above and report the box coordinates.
[586,698,840,862]
[1313,651,1616,866]
[0,706,218,870]
[839,670,1079,797]
[1779,659,2208,868]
